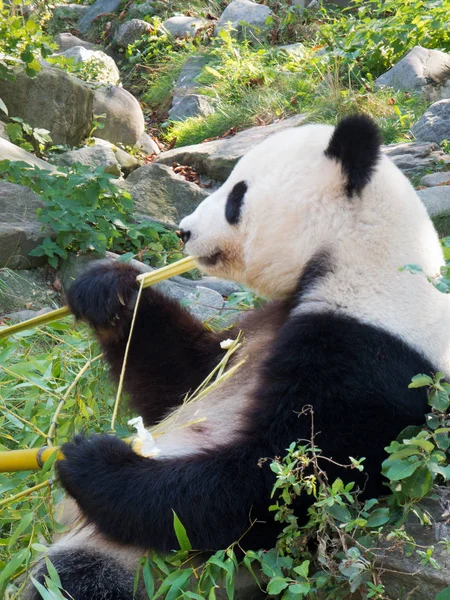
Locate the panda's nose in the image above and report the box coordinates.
[177,229,191,244]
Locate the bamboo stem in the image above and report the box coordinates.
[0,256,197,342]
[110,278,144,430]
[46,354,103,446]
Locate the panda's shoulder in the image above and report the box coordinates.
[265,310,433,392]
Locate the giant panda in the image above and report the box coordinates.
[28,115,450,599]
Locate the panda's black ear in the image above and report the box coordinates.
[325,114,382,197]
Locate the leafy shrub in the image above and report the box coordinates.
[0,9,54,80]
[316,0,450,79]
[4,117,52,156]
[0,161,182,268]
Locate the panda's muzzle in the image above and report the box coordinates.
[198,251,222,267]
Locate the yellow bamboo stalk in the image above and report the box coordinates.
[0,256,197,342]
[0,447,61,473]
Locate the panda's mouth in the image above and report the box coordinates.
[198,251,222,267]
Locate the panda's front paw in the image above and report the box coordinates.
[57,435,138,517]
[67,261,140,330]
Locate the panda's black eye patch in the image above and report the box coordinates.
[225,181,247,225]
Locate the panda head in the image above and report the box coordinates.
[179,115,383,298]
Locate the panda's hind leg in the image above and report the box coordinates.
[27,548,146,600]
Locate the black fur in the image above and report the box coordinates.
[59,285,431,551]
[67,260,230,424]
[50,260,433,599]
[225,181,248,225]
[325,114,381,197]
[296,249,333,302]
[28,550,146,600]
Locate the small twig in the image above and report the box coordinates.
[0,479,53,508]
[111,277,145,430]
[2,408,47,440]
[46,354,103,446]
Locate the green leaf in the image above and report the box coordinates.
[267,577,289,595]
[402,464,434,499]
[327,503,352,523]
[172,511,192,551]
[409,374,433,388]
[382,458,421,481]
[293,560,310,578]
[365,507,390,528]
[429,389,450,412]
[142,559,154,598]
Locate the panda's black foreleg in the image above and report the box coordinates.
[27,549,146,600]
[56,434,280,552]
[67,260,227,425]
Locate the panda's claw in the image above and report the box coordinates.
[67,260,141,330]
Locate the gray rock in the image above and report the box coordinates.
[58,46,121,85]
[117,163,209,226]
[53,3,89,21]
[216,0,272,41]
[90,137,141,169]
[93,85,145,146]
[53,141,121,176]
[419,171,450,187]
[156,114,307,181]
[127,2,155,19]
[411,99,450,145]
[0,64,93,146]
[78,0,122,33]
[0,122,9,141]
[376,488,450,600]
[0,181,53,269]
[163,16,207,38]
[114,19,152,48]
[0,267,61,316]
[54,33,99,53]
[382,140,450,176]
[180,286,224,321]
[3,306,53,323]
[135,132,161,156]
[277,42,305,56]
[0,138,57,172]
[375,46,450,99]
[417,185,450,218]
[63,252,225,322]
[174,55,209,96]
[169,94,216,121]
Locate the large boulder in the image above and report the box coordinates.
[156,114,307,181]
[174,55,210,97]
[216,0,272,41]
[382,140,450,176]
[163,16,208,38]
[417,186,450,218]
[114,19,152,48]
[58,46,120,85]
[0,138,57,172]
[127,1,155,19]
[117,163,209,226]
[0,181,52,269]
[52,140,121,175]
[376,488,450,599]
[411,99,450,145]
[93,85,145,146]
[54,33,99,53]
[168,94,216,121]
[52,3,89,22]
[0,268,61,316]
[375,46,450,99]
[0,64,93,146]
[78,0,122,33]
[419,171,450,187]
